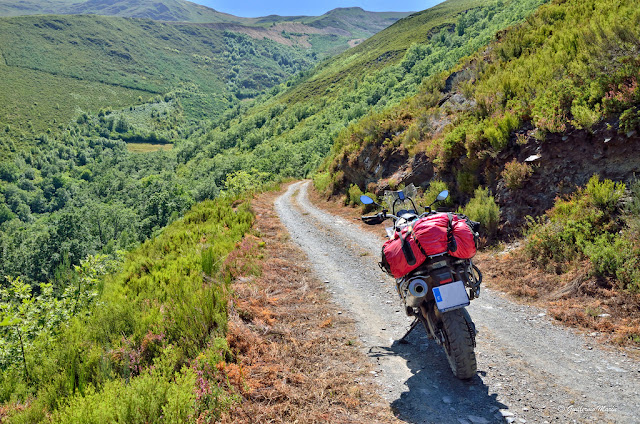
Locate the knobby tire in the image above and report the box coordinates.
[441,308,477,380]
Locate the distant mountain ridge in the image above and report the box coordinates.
[0,0,412,31]
[0,1,412,55]
[0,3,410,129]
[0,0,244,22]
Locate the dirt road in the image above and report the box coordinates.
[275,181,640,424]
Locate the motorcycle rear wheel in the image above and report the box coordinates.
[441,308,477,380]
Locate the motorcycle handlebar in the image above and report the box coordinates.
[361,212,400,225]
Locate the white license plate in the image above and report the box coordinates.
[432,280,469,312]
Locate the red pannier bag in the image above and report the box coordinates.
[381,213,449,278]
[381,213,477,278]
[413,213,449,255]
[448,214,477,259]
[381,225,427,279]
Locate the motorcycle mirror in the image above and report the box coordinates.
[360,195,374,205]
[436,190,449,201]
[398,191,405,201]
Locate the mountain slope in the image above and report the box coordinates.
[0,0,243,22]
[0,13,319,128]
[0,0,412,29]
[327,0,640,211]
[0,6,411,132]
[323,0,640,298]
[175,0,548,187]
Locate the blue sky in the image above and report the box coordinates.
[193,1,445,18]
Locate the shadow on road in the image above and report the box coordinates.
[368,328,507,424]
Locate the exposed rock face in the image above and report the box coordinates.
[333,116,640,237]
[493,121,640,235]
[334,143,412,193]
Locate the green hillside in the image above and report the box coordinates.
[286,7,413,39]
[327,0,640,201]
[0,6,412,135]
[7,0,640,420]
[177,0,548,184]
[0,0,547,290]
[0,0,411,55]
[0,14,318,131]
[0,0,244,22]
[325,0,640,290]
[0,0,411,28]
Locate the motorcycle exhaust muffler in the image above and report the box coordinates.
[405,278,428,307]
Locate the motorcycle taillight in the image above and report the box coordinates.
[431,267,454,285]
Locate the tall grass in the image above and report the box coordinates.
[1,197,254,421]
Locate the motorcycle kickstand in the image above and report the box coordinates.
[398,318,420,344]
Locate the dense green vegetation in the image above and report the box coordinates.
[328,0,640,181]
[0,14,318,126]
[4,0,640,419]
[323,0,640,292]
[181,0,548,187]
[0,0,543,292]
[1,196,255,421]
[525,176,640,292]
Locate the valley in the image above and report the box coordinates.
[1,0,640,421]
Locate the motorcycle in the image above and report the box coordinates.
[360,184,482,380]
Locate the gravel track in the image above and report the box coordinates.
[275,181,640,424]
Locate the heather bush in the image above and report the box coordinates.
[2,197,254,421]
[584,175,625,213]
[619,107,640,134]
[459,187,500,239]
[525,175,640,291]
[346,183,364,206]
[501,159,533,190]
[312,172,332,194]
[420,180,453,208]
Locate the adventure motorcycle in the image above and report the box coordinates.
[360,184,482,380]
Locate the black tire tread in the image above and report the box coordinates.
[441,308,477,380]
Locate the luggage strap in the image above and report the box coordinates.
[410,225,429,258]
[447,213,458,253]
[399,225,417,266]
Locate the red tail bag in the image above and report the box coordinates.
[381,213,477,278]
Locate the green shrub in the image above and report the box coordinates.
[584,175,625,213]
[583,233,640,292]
[312,172,332,193]
[51,349,197,424]
[420,180,453,208]
[456,171,477,195]
[501,159,533,190]
[524,175,640,291]
[459,187,500,238]
[619,107,640,134]
[346,183,364,206]
[483,112,520,151]
[2,198,254,420]
[571,100,600,130]
[524,216,573,269]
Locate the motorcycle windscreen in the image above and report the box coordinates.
[432,280,470,312]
